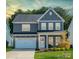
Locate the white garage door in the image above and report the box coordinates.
[15,37,36,48]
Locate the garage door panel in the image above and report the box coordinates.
[15,37,36,48]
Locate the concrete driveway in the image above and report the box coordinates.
[6,49,35,59]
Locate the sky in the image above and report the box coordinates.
[6,0,73,18]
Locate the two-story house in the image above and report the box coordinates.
[12,7,65,49]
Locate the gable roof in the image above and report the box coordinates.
[37,7,65,22]
[13,7,65,23]
[12,14,42,23]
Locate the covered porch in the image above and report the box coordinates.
[37,31,67,49]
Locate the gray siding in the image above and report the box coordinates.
[13,24,22,32]
[30,24,38,32]
[40,10,61,21]
[13,24,38,33]
[13,8,64,33]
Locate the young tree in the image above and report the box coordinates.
[54,7,72,30]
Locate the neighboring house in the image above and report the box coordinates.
[68,20,73,46]
[6,23,13,46]
[12,7,65,49]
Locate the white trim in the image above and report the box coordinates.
[38,34,40,49]
[12,22,37,24]
[41,23,46,30]
[22,24,30,31]
[12,34,37,36]
[48,23,54,30]
[46,35,48,48]
[52,9,65,22]
[55,23,61,30]
[39,20,63,22]
[37,31,64,35]
[37,9,50,22]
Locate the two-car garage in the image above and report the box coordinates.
[15,37,37,49]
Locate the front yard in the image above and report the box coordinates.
[34,49,73,59]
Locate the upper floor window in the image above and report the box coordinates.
[22,24,30,31]
[41,23,46,30]
[48,23,53,30]
[49,11,52,15]
[55,23,61,30]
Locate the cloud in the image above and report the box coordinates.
[6,0,73,18]
[6,5,21,18]
[6,4,27,18]
[33,0,45,8]
[7,1,28,18]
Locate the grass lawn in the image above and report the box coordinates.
[34,49,73,59]
[6,47,13,52]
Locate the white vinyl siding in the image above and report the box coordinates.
[48,23,53,30]
[22,24,30,31]
[55,23,61,30]
[41,23,46,30]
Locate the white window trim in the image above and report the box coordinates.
[55,23,61,30]
[41,23,46,30]
[48,23,53,30]
[22,24,30,31]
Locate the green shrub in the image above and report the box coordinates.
[52,48,60,51]
[56,48,61,51]
[65,48,70,51]
[52,48,56,51]
[48,48,71,51]
[54,48,58,51]
[60,48,65,51]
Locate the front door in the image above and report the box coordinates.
[39,36,45,49]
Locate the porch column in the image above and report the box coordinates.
[46,35,48,49]
[38,34,40,49]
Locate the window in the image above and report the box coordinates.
[48,23,53,30]
[49,11,52,15]
[55,37,61,46]
[55,23,61,30]
[48,36,54,46]
[41,23,46,30]
[22,24,30,31]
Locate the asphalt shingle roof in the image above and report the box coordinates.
[13,14,42,22]
[13,8,65,23]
